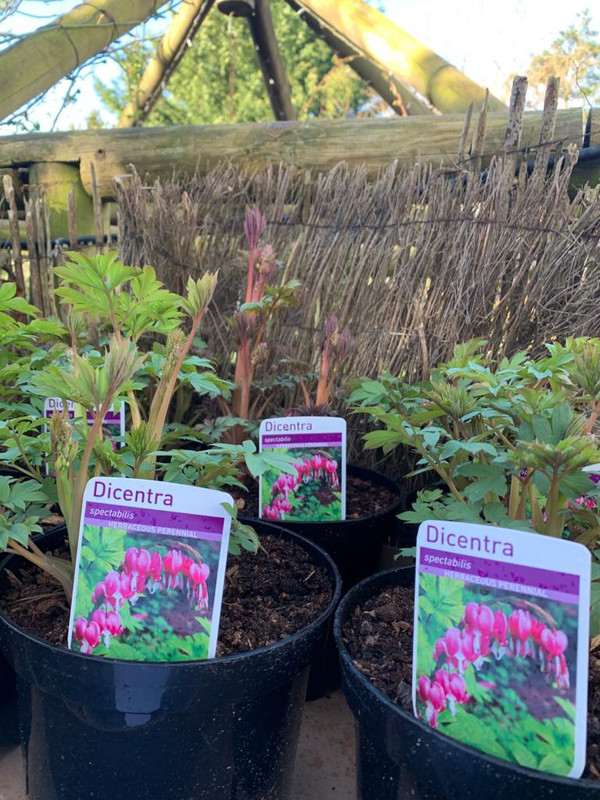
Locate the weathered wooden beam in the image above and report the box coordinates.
[285,0,506,114]
[0,110,592,199]
[0,0,169,122]
[247,0,297,121]
[285,0,432,115]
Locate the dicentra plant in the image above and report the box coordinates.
[351,339,600,632]
[0,253,292,601]
[217,208,300,440]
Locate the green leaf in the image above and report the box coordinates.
[463,474,507,502]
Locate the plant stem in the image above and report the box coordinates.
[6,541,74,600]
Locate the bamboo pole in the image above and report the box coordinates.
[119,0,214,127]
[0,0,170,122]
[285,0,506,113]
[0,110,591,199]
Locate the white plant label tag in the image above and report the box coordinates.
[413,520,590,778]
[258,416,346,522]
[68,478,232,661]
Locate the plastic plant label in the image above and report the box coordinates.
[413,520,591,778]
[68,478,232,662]
[43,398,125,443]
[259,416,346,522]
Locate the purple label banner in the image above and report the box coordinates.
[84,501,224,540]
[420,547,580,601]
[44,408,122,425]
[262,432,343,448]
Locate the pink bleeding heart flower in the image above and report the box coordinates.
[448,673,469,706]
[91,581,105,603]
[509,610,533,657]
[76,620,101,654]
[123,547,139,573]
[74,617,88,643]
[425,680,446,728]
[433,628,474,673]
[541,628,568,657]
[136,549,151,575]
[164,550,184,588]
[149,551,162,583]
[417,675,431,703]
[540,628,570,689]
[105,611,123,638]
[417,674,446,727]
[433,669,450,695]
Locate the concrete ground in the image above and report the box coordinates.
[0,690,356,800]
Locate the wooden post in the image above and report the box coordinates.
[27,162,96,240]
[471,90,489,175]
[2,174,26,297]
[24,199,42,311]
[531,77,560,186]
[247,0,297,121]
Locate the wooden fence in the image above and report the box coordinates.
[2,78,600,472]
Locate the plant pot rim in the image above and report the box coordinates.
[0,519,342,672]
[334,566,598,791]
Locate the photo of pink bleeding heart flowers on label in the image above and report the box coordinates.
[68,478,232,662]
[413,521,591,778]
[259,416,346,522]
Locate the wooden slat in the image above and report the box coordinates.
[0,111,590,199]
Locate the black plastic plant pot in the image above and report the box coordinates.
[272,464,403,698]
[0,521,341,800]
[334,568,600,800]
[279,464,404,590]
[0,651,18,746]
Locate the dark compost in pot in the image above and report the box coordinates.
[243,464,403,698]
[335,567,600,800]
[0,521,341,800]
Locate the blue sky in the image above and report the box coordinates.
[2,0,598,131]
